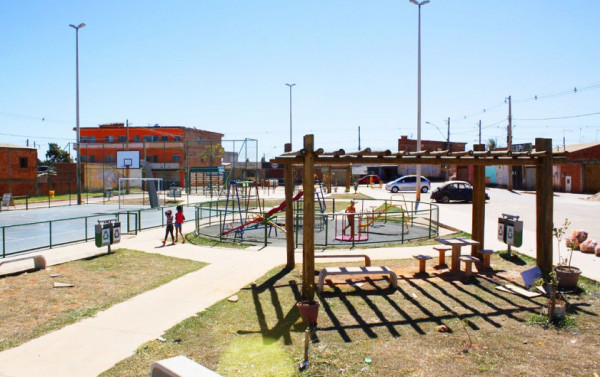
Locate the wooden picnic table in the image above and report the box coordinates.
[435,237,480,272]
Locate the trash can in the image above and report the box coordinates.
[49,190,55,198]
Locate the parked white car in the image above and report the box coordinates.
[385,175,431,193]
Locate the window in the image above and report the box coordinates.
[118,136,126,142]
[174,135,182,141]
[146,156,152,162]
[161,136,168,142]
[90,155,96,163]
[172,155,181,162]
[81,156,88,162]
[153,155,159,163]
[144,136,152,142]
[90,136,96,143]
[105,155,114,162]
[105,136,114,142]
[134,135,140,142]
[19,157,28,168]
[153,135,159,142]
[80,136,89,143]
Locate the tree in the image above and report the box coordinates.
[43,143,73,166]
[198,143,225,166]
[486,138,497,151]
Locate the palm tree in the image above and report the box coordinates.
[486,138,497,151]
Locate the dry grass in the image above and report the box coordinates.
[0,249,205,351]
[101,253,600,376]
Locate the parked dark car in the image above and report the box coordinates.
[357,174,381,185]
[431,181,490,203]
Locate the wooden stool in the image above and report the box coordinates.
[433,246,451,266]
[459,256,480,277]
[413,255,433,274]
[478,249,496,269]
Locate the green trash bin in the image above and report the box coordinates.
[95,223,112,247]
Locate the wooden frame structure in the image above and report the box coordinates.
[272,135,565,301]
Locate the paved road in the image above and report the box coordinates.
[361,184,600,281]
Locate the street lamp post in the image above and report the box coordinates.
[410,0,429,202]
[70,22,85,205]
[285,83,295,148]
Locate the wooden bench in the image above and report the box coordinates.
[318,266,398,291]
[0,255,47,271]
[315,254,371,267]
[433,246,451,266]
[413,254,433,274]
[478,249,496,269]
[459,256,480,277]
[151,355,223,377]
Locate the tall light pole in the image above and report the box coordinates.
[410,0,429,202]
[70,22,85,205]
[285,83,295,148]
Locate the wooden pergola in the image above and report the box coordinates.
[271,135,567,302]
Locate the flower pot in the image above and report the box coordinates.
[296,301,320,324]
[554,266,581,290]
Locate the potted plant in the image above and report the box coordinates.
[296,300,320,324]
[553,218,581,290]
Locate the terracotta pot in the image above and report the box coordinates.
[554,266,581,290]
[296,301,320,324]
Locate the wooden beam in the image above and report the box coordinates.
[302,135,316,301]
[270,155,562,166]
[284,143,295,269]
[536,138,554,277]
[471,144,486,256]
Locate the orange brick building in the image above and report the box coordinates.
[78,124,224,187]
[0,143,38,196]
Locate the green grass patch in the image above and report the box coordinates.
[101,253,600,376]
[0,249,205,352]
[186,233,249,249]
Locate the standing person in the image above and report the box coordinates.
[162,209,175,246]
[342,200,356,239]
[175,205,186,243]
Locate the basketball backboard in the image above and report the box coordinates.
[117,150,140,169]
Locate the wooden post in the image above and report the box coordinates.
[284,143,295,269]
[302,135,316,301]
[327,166,332,193]
[471,144,486,256]
[345,166,351,192]
[536,138,554,277]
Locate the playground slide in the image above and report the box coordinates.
[221,191,304,236]
[265,191,304,217]
[359,204,407,228]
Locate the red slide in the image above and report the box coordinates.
[221,191,304,235]
[266,191,304,217]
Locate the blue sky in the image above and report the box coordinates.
[1,1,600,160]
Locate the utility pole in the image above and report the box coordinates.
[478,120,482,144]
[446,117,450,151]
[126,119,130,194]
[507,95,513,191]
[446,117,451,180]
[358,126,361,150]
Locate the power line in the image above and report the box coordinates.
[514,111,600,121]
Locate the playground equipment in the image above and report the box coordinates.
[359,195,412,234]
[334,210,369,242]
[221,179,305,239]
